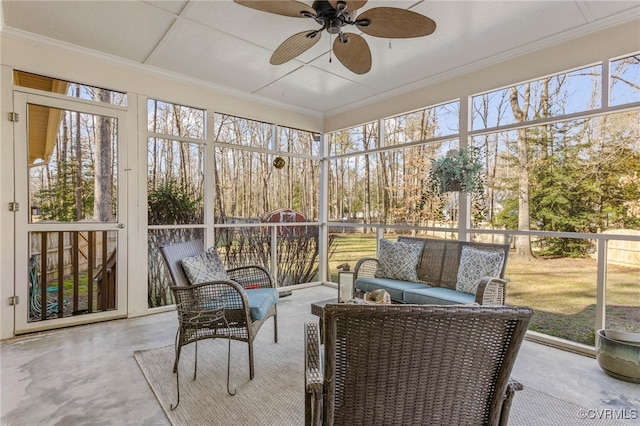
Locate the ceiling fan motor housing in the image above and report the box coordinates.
[312,0,339,17]
[312,1,356,34]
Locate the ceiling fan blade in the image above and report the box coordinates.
[328,0,368,12]
[356,7,436,38]
[271,31,322,65]
[234,0,315,18]
[333,33,372,75]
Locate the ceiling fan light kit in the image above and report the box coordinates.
[234,0,436,74]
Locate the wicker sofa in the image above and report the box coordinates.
[354,236,511,306]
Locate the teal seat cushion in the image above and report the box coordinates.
[245,288,278,321]
[403,287,475,305]
[354,277,429,302]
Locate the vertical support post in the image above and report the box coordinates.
[73,231,79,313]
[58,231,65,316]
[100,231,109,310]
[375,228,384,257]
[40,232,48,321]
[458,96,472,242]
[269,125,280,285]
[377,118,385,243]
[270,226,279,287]
[594,59,609,334]
[601,58,610,109]
[318,133,329,283]
[88,231,94,313]
[205,111,216,247]
[595,238,607,333]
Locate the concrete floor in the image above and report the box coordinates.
[1,285,639,425]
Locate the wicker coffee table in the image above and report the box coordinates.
[310,298,337,342]
[311,297,368,341]
[311,295,369,319]
[310,298,337,319]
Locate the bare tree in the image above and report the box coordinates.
[362,131,373,229]
[94,89,113,221]
[509,84,535,258]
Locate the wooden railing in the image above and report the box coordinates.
[29,230,116,321]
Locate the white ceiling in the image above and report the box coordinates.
[2,1,639,117]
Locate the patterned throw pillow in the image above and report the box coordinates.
[374,239,423,281]
[181,247,229,285]
[456,246,505,295]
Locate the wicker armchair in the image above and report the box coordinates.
[305,304,532,426]
[160,240,278,380]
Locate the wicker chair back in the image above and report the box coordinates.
[305,304,532,426]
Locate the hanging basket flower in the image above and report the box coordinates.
[428,148,484,195]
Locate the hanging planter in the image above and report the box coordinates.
[428,148,484,195]
[273,156,286,169]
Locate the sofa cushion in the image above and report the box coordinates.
[181,247,229,284]
[403,287,476,305]
[355,277,428,302]
[456,246,505,295]
[374,239,423,281]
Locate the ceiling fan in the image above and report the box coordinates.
[234,0,436,75]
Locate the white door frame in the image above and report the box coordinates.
[13,91,128,334]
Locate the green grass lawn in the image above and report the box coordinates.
[36,272,104,318]
[328,233,640,346]
[328,233,378,281]
[505,256,639,345]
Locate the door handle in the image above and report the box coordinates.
[117,223,125,229]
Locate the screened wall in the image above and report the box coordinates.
[326,53,640,348]
[143,51,639,349]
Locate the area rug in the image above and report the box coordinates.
[135,312,631,426]
[134,312,311,426]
